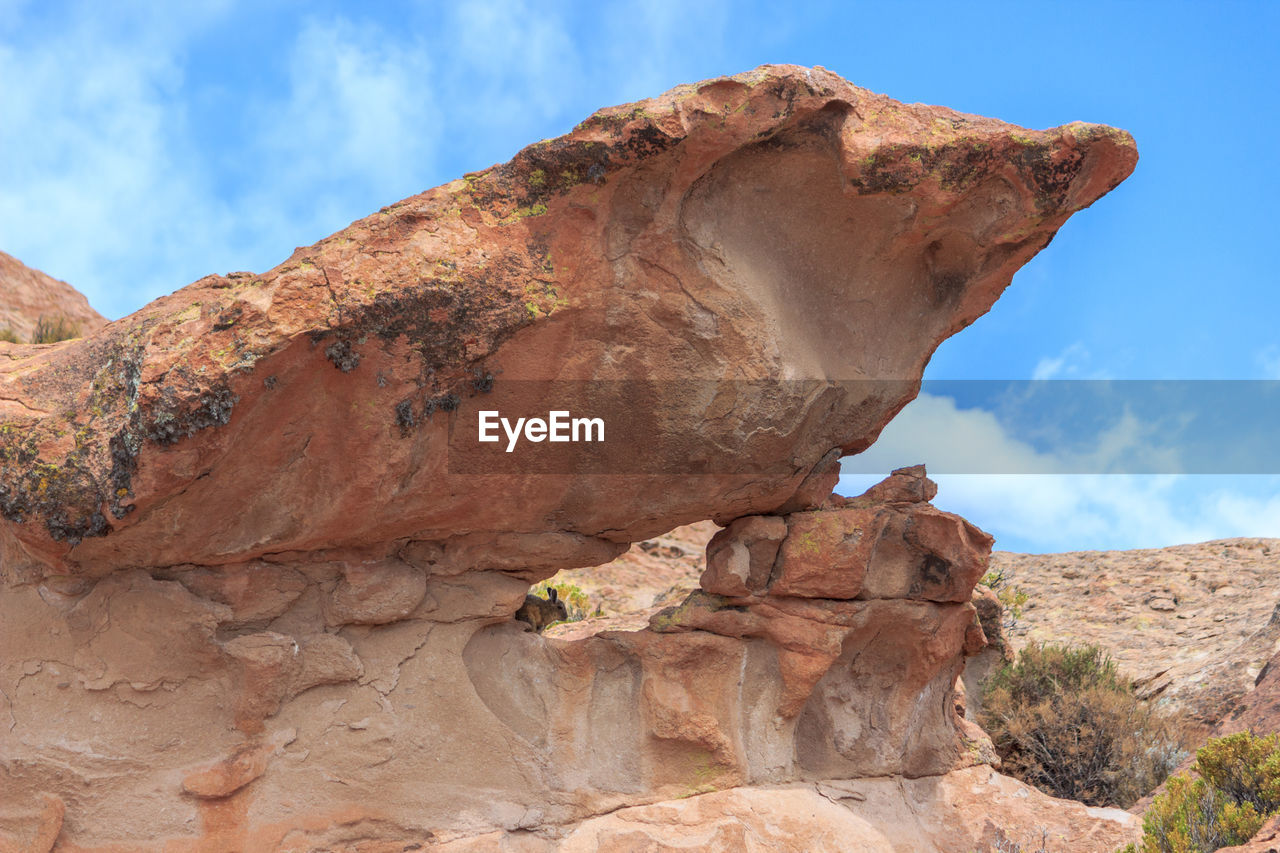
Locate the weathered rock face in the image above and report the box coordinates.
[991,538,1280,727]
[0,64,1135,581]
[429,766,1140,853]
[0,466,1018,850]
[0,461,1137,851]
[0,65,1140,851]
[0,250,107,344]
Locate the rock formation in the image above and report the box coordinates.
[0,250,107,343]
[991,538,1280,727]
[0,65,1139,850]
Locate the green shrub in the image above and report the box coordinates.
[30,315,80,344]
[981,642,1187,808]
[0,328,20,343]
[1122,732,1280,853]
[981,566,1029,631]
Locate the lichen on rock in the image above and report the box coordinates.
[0,64,1140,851]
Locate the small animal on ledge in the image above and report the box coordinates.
[516,587,568,633]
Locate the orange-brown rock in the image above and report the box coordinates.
[0,467,1012,849]
[0,64,1135,582]
[0,250,106,344]
[770,508,877,598]
[700,514,786,596]
[1216,639,1280,741]
[0,65,1140,851]
[992,538,1280,726]
[430,767,1140,853]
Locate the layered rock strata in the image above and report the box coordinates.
[0,64,1140,851]
[0,471,927,845]
[0,468,1145,850]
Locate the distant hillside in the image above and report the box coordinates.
[0,250,107,342]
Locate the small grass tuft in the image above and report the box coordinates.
[31,315,81,344]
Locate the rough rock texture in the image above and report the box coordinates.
[0,65,1140,851]
[1216,636,1280,740]
[0,467,1003,850]
[0,250,107,343]
[0,64,1135,581]
[991,539,1280,727]
[432,766,1139,853]
[958,585,1013,726]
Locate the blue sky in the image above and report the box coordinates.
[2,1,1278,552]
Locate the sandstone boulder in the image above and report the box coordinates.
[0,64,1140,852]
[0,64,1136,581]
[428,766,1141,853]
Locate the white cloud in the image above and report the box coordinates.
[840,391,1280,552]
[0,4,236,318]
[1258,345,1280,379]
[0,6,452,318]
[844,392,1059,475]
[0,1,738,321]
[1031,342,1093,380]
[241,17,443,245]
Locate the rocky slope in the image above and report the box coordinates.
[0,65,1138,851]
[0,250,106,342]
[992,540,1280,727]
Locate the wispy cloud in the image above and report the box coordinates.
[1258,346,1280,379]
[840,389,1280,552]
[842,389,1185,476]
[0,1,737,320]
[240,16,443,252]
[1032,342,1097,380]
[0,4,235,317]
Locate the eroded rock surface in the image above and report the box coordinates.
[0,467,995,849]
[432,766,1140,853]
[992,538,1280,727]
[0,64,1135,581]
[0,64,1140,851]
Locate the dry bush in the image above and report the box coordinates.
[0,328,20,343]
[30,315,80,344]
[980,642,1188,808]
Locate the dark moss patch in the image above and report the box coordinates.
[466,119,677,217]
[1016,144,1085,210]
[394,399,416,436]
[324,339,361,372]
[423,392,460,417]
[147,387,239,446]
